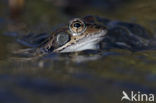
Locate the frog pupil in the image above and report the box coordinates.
[74,23,81,28]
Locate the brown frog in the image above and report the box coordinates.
[18,15,153,55]
[42,16,107,53]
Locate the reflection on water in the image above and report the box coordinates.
[0,0,156,103]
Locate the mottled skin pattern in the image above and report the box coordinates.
[41,16,107,53]
[18,15,153,54]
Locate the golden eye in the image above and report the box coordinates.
[69,18,86,36]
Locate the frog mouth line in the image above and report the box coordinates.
[54,30,107,53]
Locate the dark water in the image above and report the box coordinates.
[0,0,156,103]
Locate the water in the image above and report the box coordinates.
[0,0,156,103]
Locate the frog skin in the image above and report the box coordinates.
[18,16,153,54]
[40,16,107,53]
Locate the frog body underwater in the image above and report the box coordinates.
[18,16,154,54]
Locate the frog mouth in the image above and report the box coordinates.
[54,30,107,53]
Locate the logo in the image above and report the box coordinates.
[121,91,155,102]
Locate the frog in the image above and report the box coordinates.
[17,15,154,55]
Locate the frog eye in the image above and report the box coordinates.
[56,33,70,47]
[69,18,86,36]
[73,22,81,28]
